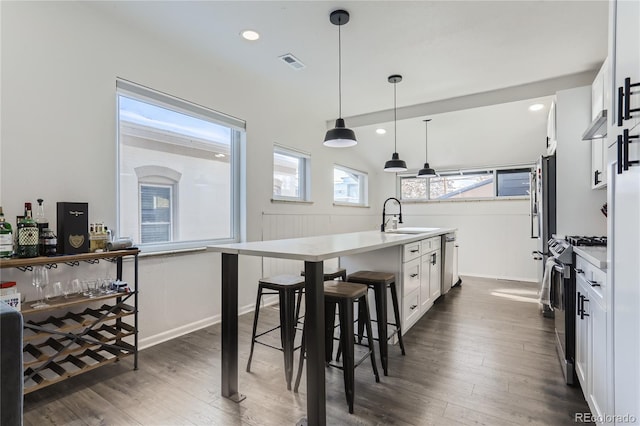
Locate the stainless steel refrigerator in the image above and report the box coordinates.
[530,154,557,287]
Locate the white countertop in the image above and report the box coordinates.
[207,228,456,262]
[574,246,608,270]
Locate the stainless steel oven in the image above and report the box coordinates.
[548,235,606,386]
[549,255,575,385]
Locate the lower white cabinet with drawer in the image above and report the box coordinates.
[403,289,421,328]
[574,249,609,421]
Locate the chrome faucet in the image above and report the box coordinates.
[381,197,403,232]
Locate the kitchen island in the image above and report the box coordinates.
[207,228,455,426]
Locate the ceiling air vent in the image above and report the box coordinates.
[279,53,306,70]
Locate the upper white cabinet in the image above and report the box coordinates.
[589,59,609,190]
[608,0,640,423]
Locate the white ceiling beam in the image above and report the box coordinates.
[335,70,597,128]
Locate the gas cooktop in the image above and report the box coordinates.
[548,235,607,264]
[565,236,607,247]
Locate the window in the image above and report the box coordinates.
[140,185,172,243]
[399,166,532,201]
[496,169,532,196]
[117,79,244,251]
[273,146,310,202]
[333,165,368,206]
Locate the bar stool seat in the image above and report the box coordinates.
[347,270,406,376]
[246,274,305,390]
[294,281,379,414]
[301,266,347,282]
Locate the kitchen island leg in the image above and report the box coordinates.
[303,261,326,426]
[221,253,245,402]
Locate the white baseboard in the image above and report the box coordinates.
[460,272,538,284]
[139,301,257,350]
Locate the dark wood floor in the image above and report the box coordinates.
[23,276,591,425]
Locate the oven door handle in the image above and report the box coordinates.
[552,263,570,279]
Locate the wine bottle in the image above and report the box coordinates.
[17,203,39,258]
[0,207,13,258]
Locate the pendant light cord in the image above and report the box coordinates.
[424,119,430,162]
[338,20,342,118]
[393,82,397,152]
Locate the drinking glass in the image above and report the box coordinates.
[84,279,99,298]
[47,281,63,301]
[31,266,50,308]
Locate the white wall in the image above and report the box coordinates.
[0,2,372,347]
[555,86,608,236]
[0,3,590,348]
[400,200,538,281]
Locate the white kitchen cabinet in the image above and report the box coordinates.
[590,295,607,420]
[575,276,590,389]
[608,0,640,423]
[419,238,441,312]
[429,249,441,302]
[339,232,448,333]
[612,0,640,133]
[592,138,606,189]
[575,261,608,422]
[590,59,608,190]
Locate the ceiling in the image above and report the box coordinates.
[86,1,608,121]
[85,1,608,170]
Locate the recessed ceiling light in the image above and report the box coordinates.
[241,30,260,41]
[529,103,545,112]
[215,153,225,158]
[376,128,386,135]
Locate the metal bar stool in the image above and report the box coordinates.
[246,274,305,390]
[346,270,406,376]
[301,266,347,359]
[300,266,347,282]
[294,281,380,414]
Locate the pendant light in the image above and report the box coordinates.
[417,119,437,177]
[384,75,408,172]
[323,10,357,148]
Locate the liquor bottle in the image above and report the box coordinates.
[40,228,57,256]
[17,203,39,258]
[36,199,50,255]
[0,207,13,258]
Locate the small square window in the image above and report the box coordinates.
[273,147,311,202]
[333,165,368,206]
[497,169,532,196]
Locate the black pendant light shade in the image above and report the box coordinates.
[417,118,437,177]
[323,10,357,148]
[417,162,436,177]
[324,118,357,147]
[384,74,408,172]
[384,152,408,172]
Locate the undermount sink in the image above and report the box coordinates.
[385,227,440,234]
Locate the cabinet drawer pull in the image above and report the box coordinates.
[618,86,625,126]
[623,129,639,172]
[577,291,583,316]
[581,296,589,320]
[594,170,601,185]
[587,279,601,287]
[618,134,624,175]
[624,77,640,121]
[409,304,417,310]
[410,249,419,253]
[575,268,584,275]
[409,273,418,278]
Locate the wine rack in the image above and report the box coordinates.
[0,249,139,394]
